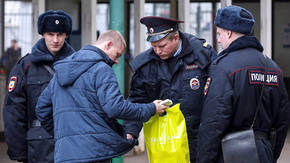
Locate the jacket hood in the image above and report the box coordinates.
[54,45,114,86]
[220,35,264,56]
[30,38,75,63]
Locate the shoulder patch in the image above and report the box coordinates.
[248,71,279,86]
[8,76,17,92]
[203,42,208,47]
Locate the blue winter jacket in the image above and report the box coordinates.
[36,45,156,163]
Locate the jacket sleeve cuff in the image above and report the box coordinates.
[149,103,156,116]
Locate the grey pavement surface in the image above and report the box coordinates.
[0,130,289,163]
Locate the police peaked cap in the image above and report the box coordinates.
[140,16,184,42]
[38,10,72,35]
[214,5,255,35]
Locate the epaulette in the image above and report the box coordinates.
[15,53,29,64]
[16,53,33,71]
[130,48,156,72]
[183,33,216,69]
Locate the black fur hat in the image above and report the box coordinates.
[38,10,72,35]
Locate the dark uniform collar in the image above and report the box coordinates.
[223,35,263,54]
[30,38,75,63]
[215,35,264,64]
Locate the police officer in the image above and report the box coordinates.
[124,16,216,162]
[197,5,289,163]
[1,39,21,83]
[3,10,75,163]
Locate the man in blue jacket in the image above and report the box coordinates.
[197,5,289,163]
[36,30,168,163]
[3,10,74,163]
[124,16,216,162]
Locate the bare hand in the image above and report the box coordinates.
[153,100,169,114]
[126,134,134,140]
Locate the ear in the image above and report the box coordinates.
[174,33,179,41]
[104,41,113,50]
[227,30,232,39]
[106,41,113,50]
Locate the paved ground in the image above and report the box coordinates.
[0,142,148,163]
[1,130,289,163]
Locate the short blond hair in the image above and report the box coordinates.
[96,30,126,50]
[166,31,179,41]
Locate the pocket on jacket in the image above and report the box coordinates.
[144,81,160,100]
[26,77,50,105]
[26,127,54,163]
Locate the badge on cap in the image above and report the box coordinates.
[190,78,200,90]
[55,19,59,25]
[8,76,17,92]
[149,27,154,33]
[204,77,211,95]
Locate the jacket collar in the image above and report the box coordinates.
[82,45,115,67]
[219,35,264,56]
[30,38,75,63]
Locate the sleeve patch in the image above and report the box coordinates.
[8,76,17,92]
[204,77,211,95]
[248,71,279,86]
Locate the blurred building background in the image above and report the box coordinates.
[0,0,289,162]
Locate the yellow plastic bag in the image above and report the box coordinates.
[143,103,190,163]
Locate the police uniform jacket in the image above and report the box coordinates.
[36,45,156,163]
[125,32,217,162]
[198,36,289,163]
[3,38,74,163]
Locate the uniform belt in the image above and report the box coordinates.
[254,131,269,140]
[31,120,41,127]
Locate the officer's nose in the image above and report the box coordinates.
[53,35,59,43]
[155,47,161,55]
[217,37,220,44]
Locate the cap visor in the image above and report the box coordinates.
[147,33,169,42]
